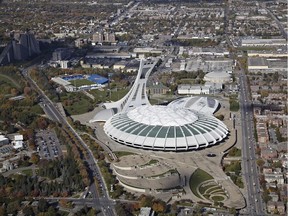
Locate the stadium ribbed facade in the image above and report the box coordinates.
[104,105,228,151]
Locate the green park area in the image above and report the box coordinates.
[89,88,130,102]
[189,168,213,198]
[229,95,240,112]
[60,92,94,115]
[190,169,228,203]
[227,147,241,157]
[0,67,45,129]
[223,161,244,188]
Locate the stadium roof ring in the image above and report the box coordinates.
[104,105,229,151]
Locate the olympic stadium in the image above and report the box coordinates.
[91,59,229,151]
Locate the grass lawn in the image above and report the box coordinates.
[60,92,94,115]
[109,88,130,101]
[205,186,222,194]
[177,202,193,207]
[199,184,219,194]
[140,159,159,167]
[179,78,197,84]
[114,151,137,158]
[211,196,225,202]
[64,98,93,115]
[70,79,95,87]
[228,147,242,157]
[189,169,213,199]
[88,88,129,103]
[22,169,33,176]
[72,194,81,198]
[30,104,44,114]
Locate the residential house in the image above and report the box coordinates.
[261,148,278,160]
[276,202,285,214]
[270,192,279,202]
[267,201,276,213]
[264,173,284,184]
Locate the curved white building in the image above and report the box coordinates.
[204,72,231,84]
[104,105,228,151]
[168,96,219,115]
[112,155,181,192]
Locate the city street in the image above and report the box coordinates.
[238,70,265,215]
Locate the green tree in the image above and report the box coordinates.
[7,200,20,215]
[139,195,154,207]
[23,206,35,216]
[228,147,241,157]
[262,189,272,203]
[87,208,98,216]
[193,204,202,215]
[256,159,265,168]
[38,198,49,212]
[0,206,6,216]
[30,153,40,164]
[229,207,236,214]
[46,206,56,216]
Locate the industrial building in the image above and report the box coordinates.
[241,38,287,47]
[248,57,288,73]
[185,58,234,73]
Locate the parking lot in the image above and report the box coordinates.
[35,129,63,160]
[0,145,13,156]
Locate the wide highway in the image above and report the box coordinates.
[238,69,265,215]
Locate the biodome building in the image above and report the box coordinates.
[91,59,229,151]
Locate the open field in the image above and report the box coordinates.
[60,92,94,115]
[70,79,95,87]
[88,88,130,103]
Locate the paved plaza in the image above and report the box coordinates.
[72,97,246,208]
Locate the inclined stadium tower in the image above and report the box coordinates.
[90,59,229,151]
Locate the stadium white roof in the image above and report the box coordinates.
[127,106,198,127]
[104,105,228,151]
[168,96,219,115]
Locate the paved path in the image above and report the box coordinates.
[73,98,246,208]
[0,74,21,89]
[3,165,36,177]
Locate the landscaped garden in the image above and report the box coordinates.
[189,168,213,198]
[190,168,228,203]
